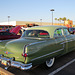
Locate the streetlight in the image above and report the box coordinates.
[8,16,10,24]
[40,19,42,25]
[50,9,55,25]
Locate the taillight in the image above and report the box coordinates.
[24,53,27,57]
[22,53,28,57]
[22,53,24,56]
[6,51,8,54]
[22,45,29,57]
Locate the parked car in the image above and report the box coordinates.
[0,25,75,70]
[0,31,21,40]
[0,26,21,40]
[68,27,75,34]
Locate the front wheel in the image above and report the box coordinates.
[46,58,55,67]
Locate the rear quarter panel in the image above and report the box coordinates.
[25,39,64,65]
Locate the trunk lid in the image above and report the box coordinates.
[2,37,42,62]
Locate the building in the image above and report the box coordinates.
[0,21,64,27]
[64,20,73,28]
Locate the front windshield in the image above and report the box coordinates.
[22,30,50,38]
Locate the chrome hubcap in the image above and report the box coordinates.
[46,58,55,67]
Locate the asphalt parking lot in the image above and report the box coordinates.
[55,61,75,75]
[0,51,75,75]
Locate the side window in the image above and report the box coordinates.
[63,28,70,36]
[54,28,63,37]
[3,32,11,35]
[0,32,3,35]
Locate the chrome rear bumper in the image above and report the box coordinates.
[0,54,32,70]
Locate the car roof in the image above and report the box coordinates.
[27,25,67,38]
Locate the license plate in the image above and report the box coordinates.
[1,60,7,66]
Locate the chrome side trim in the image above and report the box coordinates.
[29,41,46,45]
[66,40,73,43]
[60,42,66,44]
[31,48,64,61]
[0,40,3,42]
[0,39,14,42]
[23,41,46,54]
[31,41,65,61]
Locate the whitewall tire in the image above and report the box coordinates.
[46,58,55,67]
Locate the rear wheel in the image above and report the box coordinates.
[46,58,55,67]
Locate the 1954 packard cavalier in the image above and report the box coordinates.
[0,25,75,70]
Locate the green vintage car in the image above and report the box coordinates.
[0,25,75,70]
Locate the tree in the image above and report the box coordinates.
[55,18,57,20]
[26,24,30,27]
[58,19,60,21]
[59,18,62,23]
[55,18,58,23]
[59,18,62,20]
[62,17,66,21]
[67,19,70,21]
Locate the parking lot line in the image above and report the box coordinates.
[48,59,75,75]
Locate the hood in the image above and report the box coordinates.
[9,26,21,34]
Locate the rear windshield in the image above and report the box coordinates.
[22,30,50,38]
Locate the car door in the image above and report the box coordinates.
[3,32,13,39]
[53,28,66,55]
[2,32,15,40]
[0,32,9,40]
[63,28,75,52]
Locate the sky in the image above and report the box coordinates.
[0,0,75,23]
